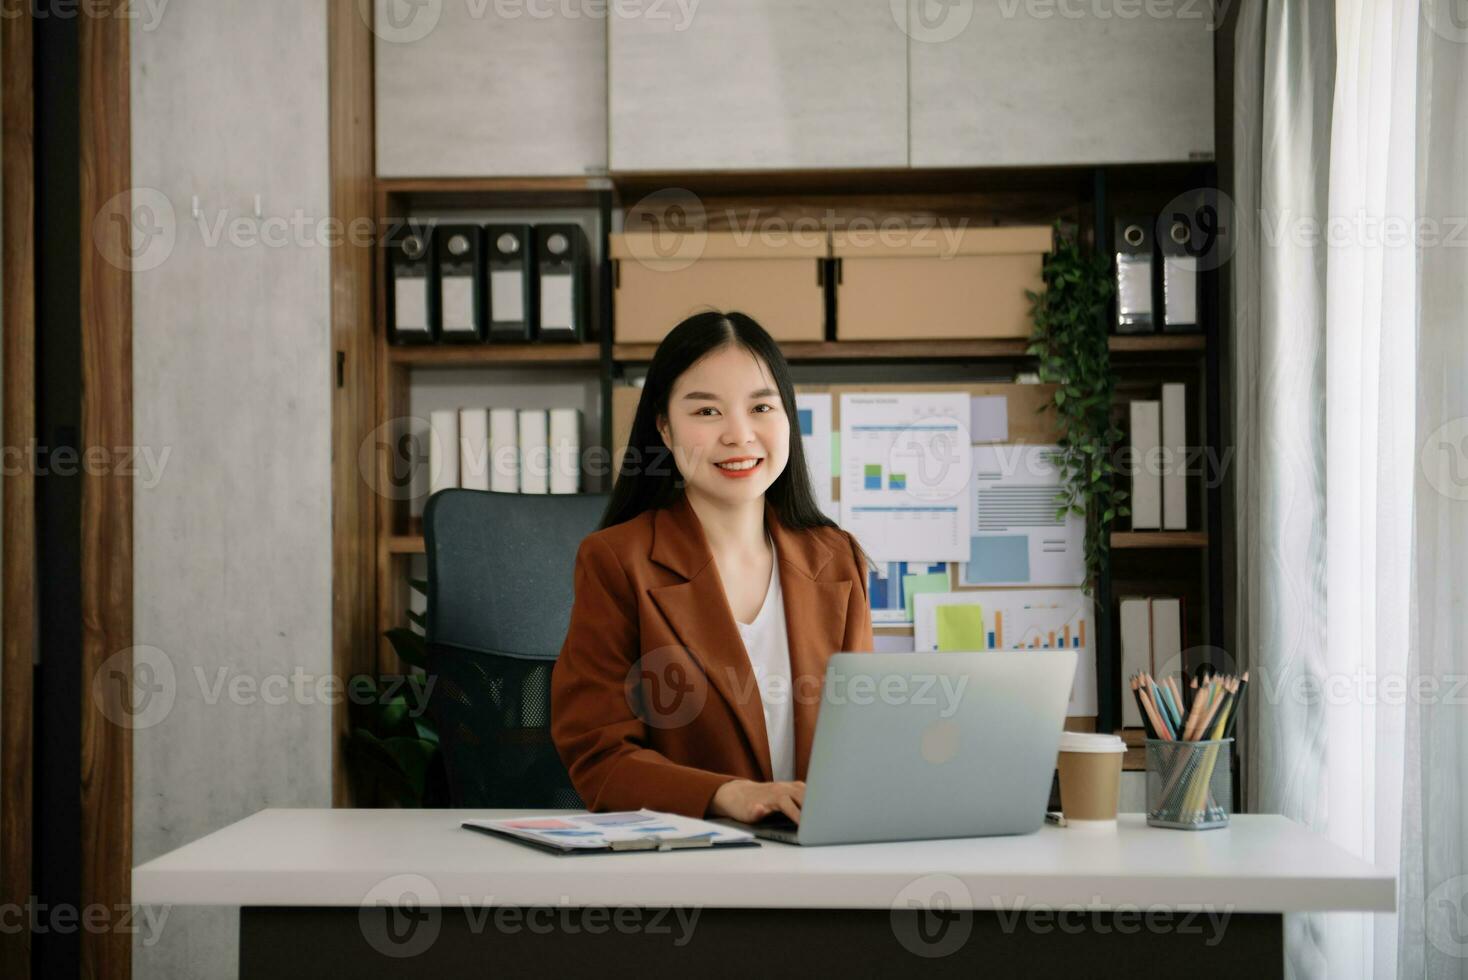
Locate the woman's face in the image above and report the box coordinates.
[656,344,791,509]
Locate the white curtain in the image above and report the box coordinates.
[1234,0,1468,977]
[1401,2,1468,976]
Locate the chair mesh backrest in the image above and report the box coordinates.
[423,489,608,808]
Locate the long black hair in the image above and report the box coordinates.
[600,311,836,536]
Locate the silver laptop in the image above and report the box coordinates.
[722,651,1077,846]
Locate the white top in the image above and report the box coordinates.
[132,810,1396,913]
[734,538,794,783]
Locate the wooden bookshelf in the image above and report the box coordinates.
[615,338,1030,363]
[341,162,1228,752]
[385,535,426,555]
[389,342,602,367]
[1111,531,1210,549]
[1108,333,1205,353]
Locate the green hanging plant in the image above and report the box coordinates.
[1026,222,1128,595]
[345,577,448,807]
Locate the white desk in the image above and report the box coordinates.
[134,808,1394,979]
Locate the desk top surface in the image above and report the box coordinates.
[132,808,1394,913]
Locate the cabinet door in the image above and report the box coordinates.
[375,0,607,177]
[609,0,908,171]
[909,2,1214,167]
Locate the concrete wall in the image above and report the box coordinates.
[131,3,332,976]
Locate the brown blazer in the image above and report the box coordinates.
[550,493,873,818]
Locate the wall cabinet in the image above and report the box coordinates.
[908,3,1215,167]
[375,0,607,176]
[609,0,908,171]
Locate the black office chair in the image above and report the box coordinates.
[423,488,608,808]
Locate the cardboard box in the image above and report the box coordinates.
[611,232,826,344]
[833,226,1051,341]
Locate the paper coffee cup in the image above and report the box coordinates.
[1056,732,1125,826]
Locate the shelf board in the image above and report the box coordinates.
[388,342,603,367]
[613,334,1203,363]
[1111,531,1209,549]
[385,535,425,555]
[376,176,612,195]
[1108,333,1205,352]
[615,338,1032,363]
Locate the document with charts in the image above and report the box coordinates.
[913,588,1098,715]
[960,445,1086,587]
[795,392,838,524]
[839,392,972,562]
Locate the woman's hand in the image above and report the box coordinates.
[708,779,805,824]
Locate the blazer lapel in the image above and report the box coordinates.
[645,495,853,785]
[768,505,851,781]
[648,496,774,782]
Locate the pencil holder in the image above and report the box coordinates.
[1145,739,1233,830]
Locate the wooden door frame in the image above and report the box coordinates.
[1,3,36,976]
[328,0,379,807]
[3,3,134,977]
[79,3,133,977]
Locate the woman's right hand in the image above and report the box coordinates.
[708,779,805,824]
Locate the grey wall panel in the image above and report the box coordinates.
[131,1,332,977]
[909,1,1215,167]
[375,0,607,177]
[610,0,908,171]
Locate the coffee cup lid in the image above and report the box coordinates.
[1058,732,1126,754]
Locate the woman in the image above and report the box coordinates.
[550,311,873,826]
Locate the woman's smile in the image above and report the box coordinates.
[714,456,764,477]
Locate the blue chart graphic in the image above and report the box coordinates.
[869,561,948,624]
